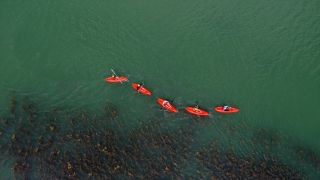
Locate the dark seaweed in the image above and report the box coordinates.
[0,97,316,179]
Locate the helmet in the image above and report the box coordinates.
[138,84,141,87]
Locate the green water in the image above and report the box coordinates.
[1,0,320,179]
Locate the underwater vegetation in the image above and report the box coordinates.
[0,97,319,179]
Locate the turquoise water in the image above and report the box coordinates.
[1,0,320,179]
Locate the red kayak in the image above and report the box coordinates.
[105,76,128,83]
[215,106,239,114]
[185,106,209,116]
[157,98,178,113]
[132,83,152,95]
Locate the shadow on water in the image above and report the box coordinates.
[0,94,319,179]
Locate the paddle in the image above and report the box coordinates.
[167,98,177,106]
[111,69,123,84]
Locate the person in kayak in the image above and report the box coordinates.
[193,107,199,112]
[111,74,116,79]
[223,106,230,111]
[137,84,142,91]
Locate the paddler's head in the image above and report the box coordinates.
[112,74,115,78]
[138,84,141,87]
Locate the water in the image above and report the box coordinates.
[1,0,320,179]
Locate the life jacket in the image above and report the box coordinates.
[162,101,171,108]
